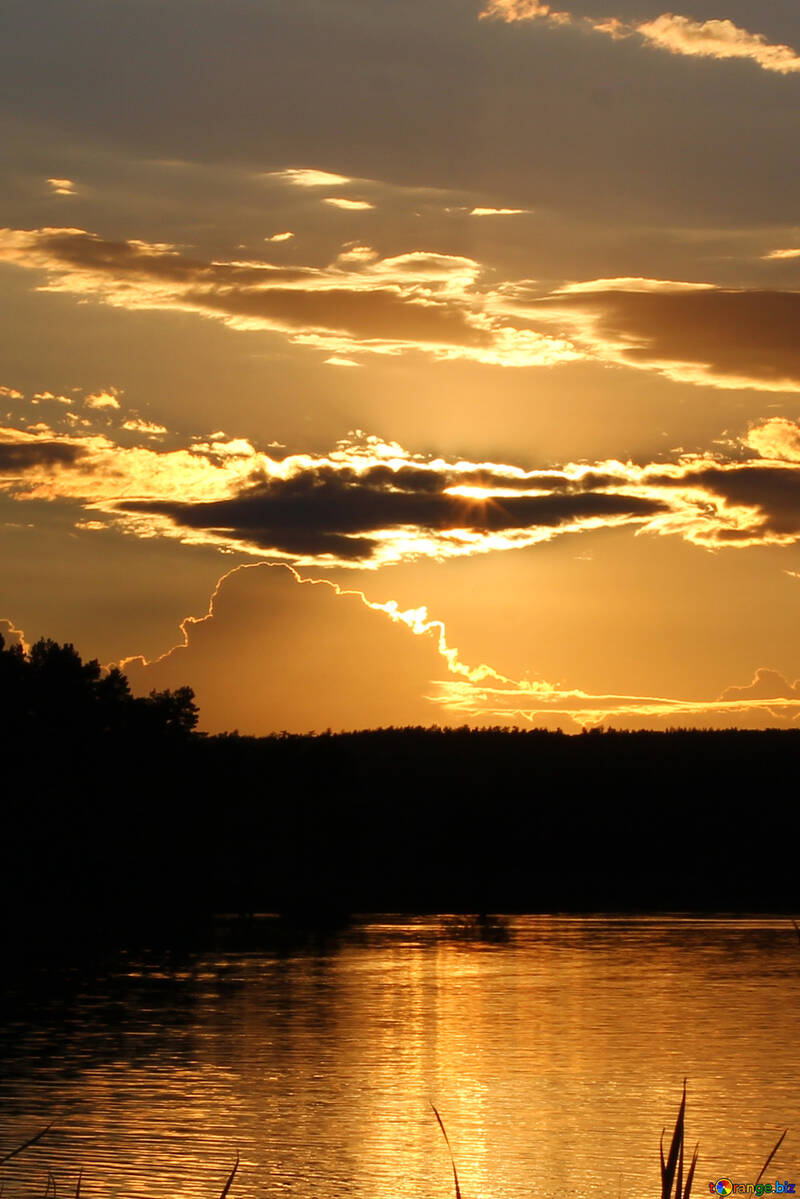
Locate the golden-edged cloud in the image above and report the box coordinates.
[121,561,800,733]
[0,226,577,368]
[480,2,800,76]
[8,417,800,566]
[514,278,800,391]
[323,198,375,210]
[5,226,800,388]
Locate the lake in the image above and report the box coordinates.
[1,916,798,1199]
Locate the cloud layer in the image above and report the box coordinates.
[7,417,800,566]
[3,227,800,389]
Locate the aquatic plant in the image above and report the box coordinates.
[0,1084,789,1199]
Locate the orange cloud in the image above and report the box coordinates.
[47,178,77,196]
[8,418,800,565]
[480,0,571,26]
[121,562,800,733]
[469,207,529,216]
[480,3,800,76]
[637,14,800,74]
[323,198,375,211]
[0,226,578,368]
[743,418,800,463]
[518,280,800,392]
[85,389,121,410]
[7,227,800,388]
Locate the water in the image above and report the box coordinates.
[1,916,799,1199]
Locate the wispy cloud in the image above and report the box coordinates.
[323,197,375,210]
[267,168,352,187]
[637,14,800,74]
[480,0,571,26]
[0,226,577,369]
[6,228,800,388]
[480,2,800,76]
[470,207,529,216]
[507,277,800,391]
[47,177,77,196]
[121,418,168,436]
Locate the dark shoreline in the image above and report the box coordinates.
[3,726,799,958]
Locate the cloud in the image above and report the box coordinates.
[85,389,121,410]
[122,563,453,734]
[469,207,529,216]
[743,418,800,463]
[0,385,23,400]
[720,667,800,703]
[121,562,800,734]
[121,418,168,435]
[33,391,73,404]
[0,617,27,652]
[323,198,375,210]
[764,249,800,261]
[0,225,578,368]
[10,417,800,564]
[47,178,76,196]
[267,168,351,187]
[480,0,571,26]
[6,226,800,388]
[0,438,87,472]
[522,281,800,391]
[265,232,294,242]
[480,2,800,76]
[637,14,800,75]
[324,357,361,367]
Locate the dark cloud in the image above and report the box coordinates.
[0,441,86,472]
[656,462,800,536]
[121,464,665,558]
[540,287,800,388]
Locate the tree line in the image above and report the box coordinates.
[0,632,198,741]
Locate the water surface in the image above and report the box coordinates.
[1,916,798,1199]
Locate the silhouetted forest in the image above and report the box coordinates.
[2,635,799,954]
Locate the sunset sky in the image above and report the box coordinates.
[4,0,800,731]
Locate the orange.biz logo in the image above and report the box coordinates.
[709,1183,796,1196]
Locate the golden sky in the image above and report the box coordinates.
[4,0,800,731]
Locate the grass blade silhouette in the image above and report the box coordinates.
[1,1126,54,1166]
[683,1143,700,1199]
[755,1129,787,1185]
[430,1103,462,1199]
[75,1169,82,1199]
[661,1081,687,1199]
[217,1154,239,1199]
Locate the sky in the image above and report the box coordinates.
[4,0,800,732]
